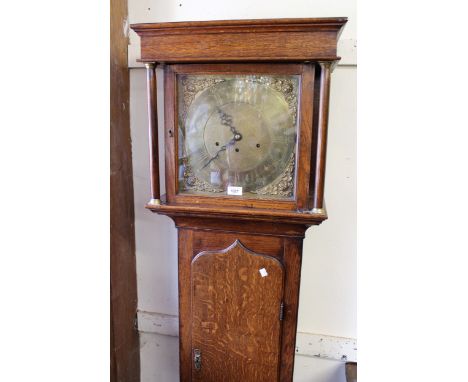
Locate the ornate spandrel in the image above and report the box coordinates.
[251,153,295,198]
[181,77,226,121]
[181,157,224,193]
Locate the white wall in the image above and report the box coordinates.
[128,1,356,381]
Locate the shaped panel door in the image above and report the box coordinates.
[191,240,285,382]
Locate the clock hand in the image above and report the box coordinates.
[217,108,242,140]
[201,137,236,169]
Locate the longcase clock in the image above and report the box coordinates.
[131,17,347,382]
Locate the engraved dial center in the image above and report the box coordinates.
[203,102,271,173]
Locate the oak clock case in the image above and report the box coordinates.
[131,17,347,382]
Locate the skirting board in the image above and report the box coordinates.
[137,310,357,362]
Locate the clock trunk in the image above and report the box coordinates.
[176,218,305,382]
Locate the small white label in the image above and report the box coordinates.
[227,186,243,196]
[259,268,268,277]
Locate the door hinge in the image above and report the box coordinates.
[279,302,285,321]
[193,348,202,371]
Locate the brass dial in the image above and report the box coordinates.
[179,75,298,197]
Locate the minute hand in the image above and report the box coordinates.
[201,137,236,169]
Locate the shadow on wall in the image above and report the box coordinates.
[293,356,347,382]
[321,363,345,382]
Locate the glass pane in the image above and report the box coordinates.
[177,74,299,200]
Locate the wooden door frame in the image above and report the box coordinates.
[110,0,140,380]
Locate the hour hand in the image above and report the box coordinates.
[218,109,233,126]
[217,108,242,139]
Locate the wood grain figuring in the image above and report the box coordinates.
[312,62,332,210]
[295,64,314,210]
[192,230,284,258]
[175,226,306,381]
[172,194,296,210]
[131,18,347,63]
[279,238,303,381]
[174,216,308,238]
[151,202,327,225]
[309,65,322,209]
[171,63,303,75]
[145,63,160,201]
[191,240,284,382]
[140,31,337,62]
[178,229,194,382]
[131,17,348,32]
[164,65,177,201]
[110,0,140,379]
